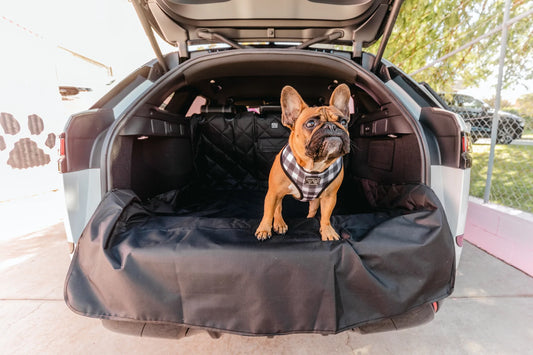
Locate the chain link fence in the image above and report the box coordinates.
[439,93,526,145]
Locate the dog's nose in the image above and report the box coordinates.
[324,122,338,131]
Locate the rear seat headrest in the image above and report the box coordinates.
[259,106,281,115]
[201,105,236,114]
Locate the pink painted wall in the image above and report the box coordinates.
[465,198,533,277]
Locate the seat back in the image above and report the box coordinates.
[193,108,290,190]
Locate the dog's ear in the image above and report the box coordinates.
[281,86,308,129]
[329,83,351,117]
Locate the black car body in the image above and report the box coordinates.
[439,93,524,144]
[60,0,471,339]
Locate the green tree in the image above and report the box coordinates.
[516,93,533,119]
[485,96,513,108]
[372,0,533,92]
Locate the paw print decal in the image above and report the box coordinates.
[0,112,57,169]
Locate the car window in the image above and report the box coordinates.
[459,95,484,109]
[159,92,175,110]
[439,93,454,106]
[186,96,207,117]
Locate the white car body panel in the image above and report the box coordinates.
[62,168,102,243]
[431,165,471,265]
[385,80,422,120]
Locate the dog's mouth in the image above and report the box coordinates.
[321,136,343,156]
[305,128,350,161]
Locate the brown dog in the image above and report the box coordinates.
[255,84,351,241]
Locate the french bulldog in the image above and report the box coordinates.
[255,84,351,241]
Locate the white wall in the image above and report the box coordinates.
[0,18,65,200]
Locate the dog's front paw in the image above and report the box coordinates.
[320,225,340,241]
[273,218,288,235]
[255,223,273,241]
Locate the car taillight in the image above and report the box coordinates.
[460,132,473,169]
[58,133,67,173]
[462,133,471,154]
[59,134,65,156]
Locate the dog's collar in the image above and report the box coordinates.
[280,144,343,202]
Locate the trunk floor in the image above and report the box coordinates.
[144,184,368,220]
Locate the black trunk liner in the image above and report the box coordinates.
[65,184,455,335]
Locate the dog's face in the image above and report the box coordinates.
[281,84,351,166]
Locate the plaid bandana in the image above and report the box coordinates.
[280,144,343,202]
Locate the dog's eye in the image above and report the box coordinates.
[340,118,348,126]
[305,119,317,128]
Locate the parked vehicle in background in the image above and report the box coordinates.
[439,93,524,144]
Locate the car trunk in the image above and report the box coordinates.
[65,50,455,336]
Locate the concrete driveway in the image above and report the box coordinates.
[1,193,532,354]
